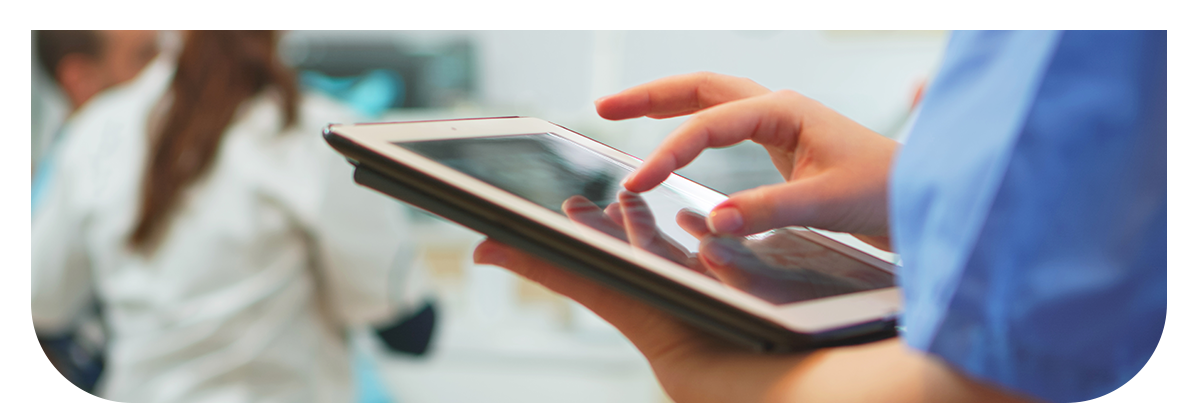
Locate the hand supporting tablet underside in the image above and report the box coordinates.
[327,120,902,350]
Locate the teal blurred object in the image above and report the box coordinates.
[31,146,56,214]
[300,69,404,118]
[352,346,396,403]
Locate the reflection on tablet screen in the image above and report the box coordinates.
[397,133,894,305]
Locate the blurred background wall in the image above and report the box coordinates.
[32,30,947,403]
[278,30,945,194]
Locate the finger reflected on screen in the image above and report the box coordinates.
[699,233,887,305]
[617,190,659,249]
[696,237,759,290]
[563,195,627,241]
[676,208,710,239]
[604,202,624,226]
[616,190,694,265]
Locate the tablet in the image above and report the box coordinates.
[324,116,901,352]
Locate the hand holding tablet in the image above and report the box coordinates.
[323,72,1030,403]
[326,116,900,351]
[320,31,1166,402]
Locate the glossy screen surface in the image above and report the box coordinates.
[396,133,894,305]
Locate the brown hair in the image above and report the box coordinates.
[129,31,299,250]
[35,30,102,75]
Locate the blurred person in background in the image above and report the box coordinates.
[32,30,432,402]
[35,30,160,113]
[31,29,160,393]
[32,30,160,172]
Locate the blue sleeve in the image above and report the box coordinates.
[892,31,1166,402]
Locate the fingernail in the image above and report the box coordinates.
[621,173,636,189]
[707,207,744,235]
[594,95,611,105]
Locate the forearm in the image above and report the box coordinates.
[473,241,1025,402]
[761,338,1032,402]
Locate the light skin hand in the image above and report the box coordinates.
[469,73,1033,401]
[599,72,897,250]
[473,240,1031,402]
[473,238,815,402]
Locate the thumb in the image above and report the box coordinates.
[706,173,854,236]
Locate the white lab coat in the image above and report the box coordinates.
[31,56,426,402]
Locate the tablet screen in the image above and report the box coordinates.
[396,132,894,305]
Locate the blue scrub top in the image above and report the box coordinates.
[891,30,1166,402]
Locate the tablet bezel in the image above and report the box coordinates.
[328,117,902,335]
